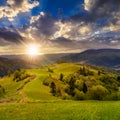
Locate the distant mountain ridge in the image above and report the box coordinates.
[0,49,120,77]
[0,53,68,77]
[61,49,120,70]
[0,57,35,77]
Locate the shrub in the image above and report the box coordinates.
[43,79,49,86]
[0,85,5,96]
[43,77,53,86]
[90,85,108,100]
[48,68,54,73]
[83,82,88,93]
[59,73,64,81]
[50,82,56,96]
[68,77,76,96]
[62,93,71,100]
[13,70,20,81]
[117,76,120,82]
[75,80,83,91]
[107,92,120,100]
[74,90,85,100]
[7,70,11,77]
[13,69,30,82]
[78,67,94,76]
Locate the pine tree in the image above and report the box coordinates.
[59,73,64,81]
[83,82,87,93]
[50,82,56,96]
[69,77,75,96]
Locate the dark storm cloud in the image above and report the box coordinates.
[71,0,120,24]
[32,13,58,37]
[88,0,120,12]
[88,0,120,23]
[50,37,93,51]
[0,28,23,43]
[52,37,75,48]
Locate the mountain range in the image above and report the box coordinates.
[0,49,119,77]
[61,49,120,70]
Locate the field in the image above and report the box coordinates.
[0,63,120,120]
[0,100,120,120]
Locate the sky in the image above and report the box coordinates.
[0,0,120,54]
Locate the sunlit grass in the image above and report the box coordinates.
[0,101,120,120]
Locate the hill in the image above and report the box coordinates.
[0,63,120,120]
[0,57,39,77]
[0,53,68,77]
[61,49,120,70]
[0,63,120,102]
[0,49,120,77]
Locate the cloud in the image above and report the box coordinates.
[30,12,45,24]
[52,20,95,41]
[31,13,58,37]
[0,0,39,21]
[84,0,97,11]
[84,0,120,21]
[0,27,23,43]
[0,0,120,54]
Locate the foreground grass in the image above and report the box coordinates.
[0,100,120,120]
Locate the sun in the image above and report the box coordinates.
[27,44,40,56]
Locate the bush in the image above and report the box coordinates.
[83,82,88,93]
[107,92,120,100]
[48,68,54,73]
[90,85,108,100]
[59,73,64,81]
[68,77,76,96]
[78,67,94,76]
[117,76,120,82]
[62,93,71,100]
[75,80,83,91]
[0,85,5,96]
[13,69,30,82]
[74,90,85,100]
[50,82,56,96]
[43,79,49,86]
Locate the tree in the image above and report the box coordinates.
[90,85,108,100]
[98,71,101,76]
[69,77,76,96]
[7,70,11,77]
[50,82,56,96]
[0,85,5,96]
[59,73,64,81]
[13,70,20,81]
[83,82,87,93]
[48,68,54,73]
[117,76,120,82]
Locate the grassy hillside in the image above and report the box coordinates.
[0,63,120,120]
[0,57,37,77]
[0,63,120,102]
[0,63,79,101]
[0,53,68,77]
[0,101,120,120]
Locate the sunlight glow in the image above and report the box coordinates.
[27,44,41,57]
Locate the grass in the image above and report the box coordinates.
[0,100,120,120]
[0,63,120,119]
[23,63,81,101]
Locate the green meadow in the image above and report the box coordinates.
[0,63,120,120]
[0,101,120,120]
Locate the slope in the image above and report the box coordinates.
[61,49,120,70]
[0,63,119,102]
